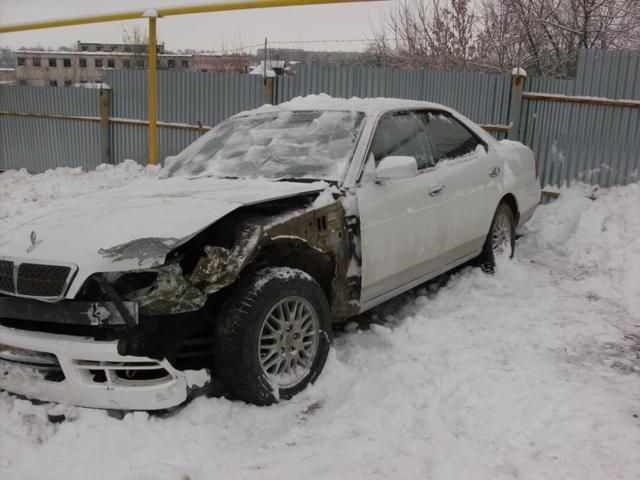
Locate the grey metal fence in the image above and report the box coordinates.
[1,49,638,189]
[0,85,102,171]
[276,65,513,129]
[105,70,264,164]
[521,50,640,187]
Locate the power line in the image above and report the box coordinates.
[208,38,375,54]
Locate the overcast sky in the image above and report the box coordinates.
[0,0,389,52]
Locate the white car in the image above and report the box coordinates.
[0,95,540,409]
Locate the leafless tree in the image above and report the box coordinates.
[372,0,478,70]
[372,0,640,77]
[122,26,149,69]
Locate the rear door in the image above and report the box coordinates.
[421,111,501,250]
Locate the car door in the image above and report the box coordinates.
[421,111,501,252]
[356,110,456,305]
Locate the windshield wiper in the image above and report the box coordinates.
[275,176,332,184]
[187,174,239,180]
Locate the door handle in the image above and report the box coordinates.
[428,183,445,196]
[489,166,501,177]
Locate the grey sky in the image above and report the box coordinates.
[0,0,390,52]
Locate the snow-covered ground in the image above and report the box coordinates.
[0,164,639,480]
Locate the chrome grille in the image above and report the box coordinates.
[0,258,76,300]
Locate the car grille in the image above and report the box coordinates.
[0,260,12,294]
[0,258,76,299]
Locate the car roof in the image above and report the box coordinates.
[235,94,455,118]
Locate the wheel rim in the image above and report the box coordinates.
[258,296,320,389]
[492,213,512,256]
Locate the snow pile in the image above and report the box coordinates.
[0,167,638,479]
[524,184,640,313]
[0,160,160,221]
[244,93,452,119]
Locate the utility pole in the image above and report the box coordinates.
[263,37,268,79]
[262,37,273,105]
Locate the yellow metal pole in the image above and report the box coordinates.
[147,14,158,165]
[0,0,383,33]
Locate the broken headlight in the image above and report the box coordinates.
[112,271,158,295]
[103,263,207,316]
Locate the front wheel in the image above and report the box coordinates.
[213,267,332,405]
[477,203,516,272]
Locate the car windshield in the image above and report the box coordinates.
[162,109,365,180]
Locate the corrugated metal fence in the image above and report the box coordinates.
[521,50,640,187]
[0,86,102,171]
[276,65,512,129]
[1,49,638,188]
[105,70,264,163]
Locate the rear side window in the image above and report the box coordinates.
[370,111,435,170]
[421,112,480,162]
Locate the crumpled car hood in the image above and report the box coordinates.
[0,176,327,298]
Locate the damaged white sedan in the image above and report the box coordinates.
[0,95,540,409]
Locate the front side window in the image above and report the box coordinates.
[17,57,26,66]
[163,110,365,181]
[107,59,115,68]
[48,58,57,67]
[63,58,71,68]
[32,57,41,67]
[79,58,87,68]
[95,59,103,68]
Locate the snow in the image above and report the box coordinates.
[0,163,639,480]
[511,67,527,77]
[73,82,111,89]
[162,108,364,181]
[0,160,159,221]
[142,8,158,17]
[240,93,454,117]
[249,63,276,78]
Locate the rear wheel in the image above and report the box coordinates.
[213,267,332,405]
[478,202,516,272]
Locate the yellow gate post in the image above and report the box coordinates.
[145,10,158,165]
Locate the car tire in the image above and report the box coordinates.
[477,202,516,273]
[213,267,332,405]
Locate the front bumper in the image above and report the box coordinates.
[0,324,210,410]
[0,296,138,327]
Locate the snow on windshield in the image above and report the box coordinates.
[163,110,365,180]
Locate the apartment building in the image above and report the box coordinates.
[13,42,250,87]
[0,68,15,85]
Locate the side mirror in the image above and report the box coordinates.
[376,156,418,180]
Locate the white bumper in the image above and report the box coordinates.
[0,324,210,410]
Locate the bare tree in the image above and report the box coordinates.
[372,0,640,77]
[122,26,149,69]
[371,0,478,70]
